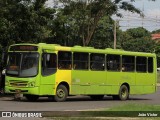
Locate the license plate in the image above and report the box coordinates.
[14,93,23,99]
[15,90,23,98]
[15,89,21,93]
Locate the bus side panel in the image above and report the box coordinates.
[86,71,106,94]
[145,73,156,94]
[71,71,106,95]
[106,72,136,94]
[56,70,72,93]
[106,72,119,94]
[71,71,88,95]
[135,73,156,94]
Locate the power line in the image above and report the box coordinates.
[120,25,160,27]
[113,0,160,31]
[118,16,160,22]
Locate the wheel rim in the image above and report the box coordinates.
[121,88,127,98]
[57,89,65,98]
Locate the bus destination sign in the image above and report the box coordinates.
[10,45,38,51]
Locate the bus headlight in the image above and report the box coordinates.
[28,81,35,87]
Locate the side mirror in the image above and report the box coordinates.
[2,69,6,75]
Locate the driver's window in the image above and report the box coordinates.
[42,53,57,76]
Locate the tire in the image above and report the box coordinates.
[118,85,129,101]
[54,85,68,102]
[90,95,104,100]
[25,95,39,102]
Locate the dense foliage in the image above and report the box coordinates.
[0,0,55,47]
[0,0,159,66]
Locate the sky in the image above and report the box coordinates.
[46,0,160,32]
[117,0,160,31]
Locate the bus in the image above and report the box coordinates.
[5,43,157,102]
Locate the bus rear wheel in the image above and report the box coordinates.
[25,95,39,102]
[118,85,129,101]
[54,85,68,102]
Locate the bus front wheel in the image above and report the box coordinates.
[54,85,68,102]
[118,85,129,101]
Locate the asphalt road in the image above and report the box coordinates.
[0,86,160,112]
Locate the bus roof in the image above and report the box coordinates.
[9,43,156,57]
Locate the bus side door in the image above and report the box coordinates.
[40,52,57,95]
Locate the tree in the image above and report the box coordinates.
[155,43,160,67]
[120,27,156,52]
[0,0,55,47]
[54,0,143,46]
[47,10,80,46]
[152,29,160,67]
[90,16,114,49]
[126,27,151,39]
[152,29,160,34]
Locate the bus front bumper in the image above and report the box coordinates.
[5,86,39,95]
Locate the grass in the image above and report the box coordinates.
[107,103,160,111]
[80,103,160,118]
[47,104,160,120]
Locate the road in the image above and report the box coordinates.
[0,86,160,112]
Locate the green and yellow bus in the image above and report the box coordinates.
[5,43,157,102]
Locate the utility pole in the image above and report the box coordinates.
[114,20,117,49]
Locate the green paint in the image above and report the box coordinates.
[5,43,157,101]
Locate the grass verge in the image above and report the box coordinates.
[46,103,160,120]
[107,103,160,111]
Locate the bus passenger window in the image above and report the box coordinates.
[136,57,147,72]
[122,56,135,72]
[58,51,72,70]
[73,52,88,70]
[106,55,120,71]
[42,53,57,76]
[90,54,105,71]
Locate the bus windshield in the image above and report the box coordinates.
[6,52,39,77]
